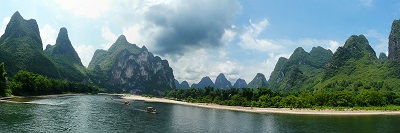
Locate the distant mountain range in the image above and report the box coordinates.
[3,11,400,95]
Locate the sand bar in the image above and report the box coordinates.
[121,94,400,115]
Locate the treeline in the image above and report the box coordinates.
[0,62,102,97]
[165,87,400,108]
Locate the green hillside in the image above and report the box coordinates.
[314,35,400,91]
[0,11,60,79]
[268,46,333,91]
[44,28,87,82]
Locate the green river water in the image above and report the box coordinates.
[1,94,399,133]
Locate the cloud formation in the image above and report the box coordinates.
[54,0,111,19]
[0,17,10,37]
[75,44,95,67]
[40,24,57,49]
[143,0,241,55]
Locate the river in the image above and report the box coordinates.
[1,94,399,133]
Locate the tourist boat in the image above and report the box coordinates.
[145,107,157,114]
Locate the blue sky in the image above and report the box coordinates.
[0,0,398,85]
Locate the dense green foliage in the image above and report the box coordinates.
[314,35,400,92]
[9,71,100,96]
[379,52,388,62]
[0,11,60,79]
[165,87,400,109]
[0,62,7,96]
[268,47,333,91]
[0,65,102,96]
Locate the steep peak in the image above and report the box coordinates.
[217,73,226,78]
[56,27,70,45]
[344,34,375,55]
[115,35,128,44]
[289,47,308,60]
[47,27,83,66]
[191,76,215,88]
[107,35,141,54]
[389,19,400,62]
[215,73,232,89]
[248,73,268,88]
[0,11,42,50]
[59,27,68,36]
[293,47,306,53]
[233,78,247,89]
[255,73,266,78]
[142,46,148,51]
[11,11,23,21]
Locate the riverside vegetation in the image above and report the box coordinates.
[165,20,400,110]
[165,87,400,110]
[0,62,101,97]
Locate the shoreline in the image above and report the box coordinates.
[121,94,400,115]
[0,93,85,103]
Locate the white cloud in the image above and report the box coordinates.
[238,19,341,53]
[238,19,285,52]
[54,0,111,19]
[40,24,58,49]
[165,49,210,85]
[0,17,10,37]
[101,26,118,49]
[222,27,237,44]
[365,30,388,55]
[75,44,95,67]
[328,40,340,53]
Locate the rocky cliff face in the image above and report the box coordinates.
[214,73,232,89]
[389,20,400,62]
[88,35,175,94]
[233,78,247,89]
[191,76,214,89]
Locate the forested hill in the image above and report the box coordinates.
[44,28,87,82]
[0,11,60,79]
[268,46,333,91]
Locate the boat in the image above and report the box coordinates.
[124,101,130,105]
[145,107,157,114]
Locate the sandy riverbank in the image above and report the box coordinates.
[0,93,85,102]
[121,94,400,115]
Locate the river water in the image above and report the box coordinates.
[1,95,399,133]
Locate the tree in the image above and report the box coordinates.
[0,62,7,97]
